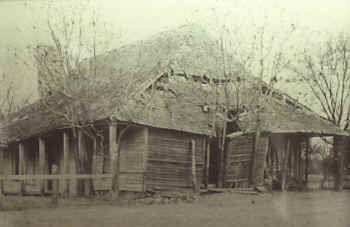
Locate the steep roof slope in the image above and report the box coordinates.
[2,24,346,143]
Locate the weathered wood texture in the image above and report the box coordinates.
[0,147,3,195]
[334,135,347,191]
[144,128,205,190]
[254,135,269,185]
[39,137,46,194]
[91,129,112,192]
[281,137,291,191]
[23,139,40,195]
[225,134,254,188]
[119,127,147,192]
[62,132,69,194]
[2,145,21,194]
[68,136,77,196]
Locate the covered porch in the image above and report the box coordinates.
[224,132,349,191]
[0,122,121,197]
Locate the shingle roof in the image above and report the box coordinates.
[1,24,347,143]
[236,98,347,136]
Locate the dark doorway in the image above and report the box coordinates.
[45,133,62,192]
[208,140,220,185]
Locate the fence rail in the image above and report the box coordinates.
[0,174,113,181]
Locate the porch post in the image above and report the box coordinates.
[334,136,345,191]
[298,136,304,182]
[0,147,4,196]
[205,138,211,188]
[38,137,46,194]
[18,142,25,195]
[109,122,118,196]
[250,131,260,187]
[305,137,310,184]
[78,130,90,196]
[191,139,199,193]
[63,132,69,196]
[281,136,291,192]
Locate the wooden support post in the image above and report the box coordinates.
[92,136,97,194]
[51,164,59,207]
[0,148,3,196]
[109,122,118,196]
[78,130,90,196]
[293,141,298,179]
[143,127,149,192]
[281,136,291,192]
[63,132,69,196]
[191,139,199,193]
[305,137,310,184]
[38,137,46,194]
[297,139,302,182]
[205,138,211,189]
[334,136,344,191]
[18,143,25,195]
[251,131,260,187]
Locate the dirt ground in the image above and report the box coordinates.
[1,191,350,227]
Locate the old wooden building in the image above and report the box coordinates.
[0,25,347,196]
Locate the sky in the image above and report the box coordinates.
[0,0,349,104]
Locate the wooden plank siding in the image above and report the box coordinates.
[2,145,21,194]
[254,135,269,185]
[144,128,205,190]
[225,134,254,187]
[225,133,269,187]
[334,135,347,190]
[119,127,147,192]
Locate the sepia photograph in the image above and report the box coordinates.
[0,0,349,226]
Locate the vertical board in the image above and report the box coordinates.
[0,147,3,195]
[225,134,254,187]
[24,139,40,194]
[119,127,147,192]
[3,145,21,194]
[69,137,77,196]
[144,128,205,190]
[255,135,269,185]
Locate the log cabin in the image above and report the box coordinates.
[0,24,348,196]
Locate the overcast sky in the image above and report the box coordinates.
[0,0,349,102]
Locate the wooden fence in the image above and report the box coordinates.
[0,174,113,196]
[0,174,112,180]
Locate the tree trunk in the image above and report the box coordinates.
[250,131,260,187]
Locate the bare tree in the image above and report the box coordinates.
[292,34,350,130]
[21,1,131,194]
[212,23,296,187]
[0,73,32,119]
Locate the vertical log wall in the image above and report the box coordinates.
[225,134,254,188]
[144,128,205,190]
